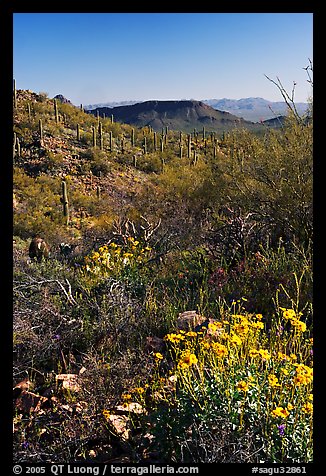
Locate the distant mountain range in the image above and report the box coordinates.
[202,97,309,122]
[86,100,264,134]
[84,97,309,123]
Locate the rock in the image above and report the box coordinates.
[145,336,165,353]
[14,390,48,414]
[176,310,208,331]
[115,402,147,415]
[55,373,81,393]
[54,94,73,105]
[106,414,130,440]
[13,379,33,399]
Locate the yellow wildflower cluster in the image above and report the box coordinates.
[134,303,313,452]
[293,364,313,386]
[249,348,271,360]
[178,351,198,369]
[211,342,228,358]
[280,307,307,332]
[164,332,186,343]
[83,238,152,275]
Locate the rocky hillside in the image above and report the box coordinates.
[87,100,264,133]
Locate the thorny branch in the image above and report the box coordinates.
[14,277,77,305]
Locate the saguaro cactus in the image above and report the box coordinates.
[131,128,135,147]
[61,180,70,225]
[193,149,197,166]
[54,99,59,123]
[143,137,147,155]
[187,134,191,159]
[39,119,43,144]
[13,132,16,154]
[77,123,80,142]
[13,133,18,158]
[109,131,113,152]
[16,137,21,157]
[92,126,97,148]
[153,131,157,151]
[99,122,103,150]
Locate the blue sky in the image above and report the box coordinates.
[13,13,313,105]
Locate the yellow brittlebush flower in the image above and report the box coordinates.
[211,342,228,358]
[271,406,290,419]
[178,352,198,368]
[268,374,281,387]
[237,380,249,392]
[259,349,271,360]
[302,402,313,414]
[229,333,242,346]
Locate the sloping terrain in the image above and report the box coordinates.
[88,99,264,133]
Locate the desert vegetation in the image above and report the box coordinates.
[13,70,313,464]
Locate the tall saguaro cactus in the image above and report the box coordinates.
[13,133,20,158]
[16,137,21,157]
[99,122,103,150]
[92,126,97,148]
[187,134,191,159]
[61,180,70,225]
[39,119,43,145]
[54,99,59,123]
[131,128,135,147]
[77,124,80,142]
[13,132,17,158]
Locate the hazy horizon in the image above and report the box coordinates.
[13,13,313,105]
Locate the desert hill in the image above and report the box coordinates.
[87,99,263,133]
